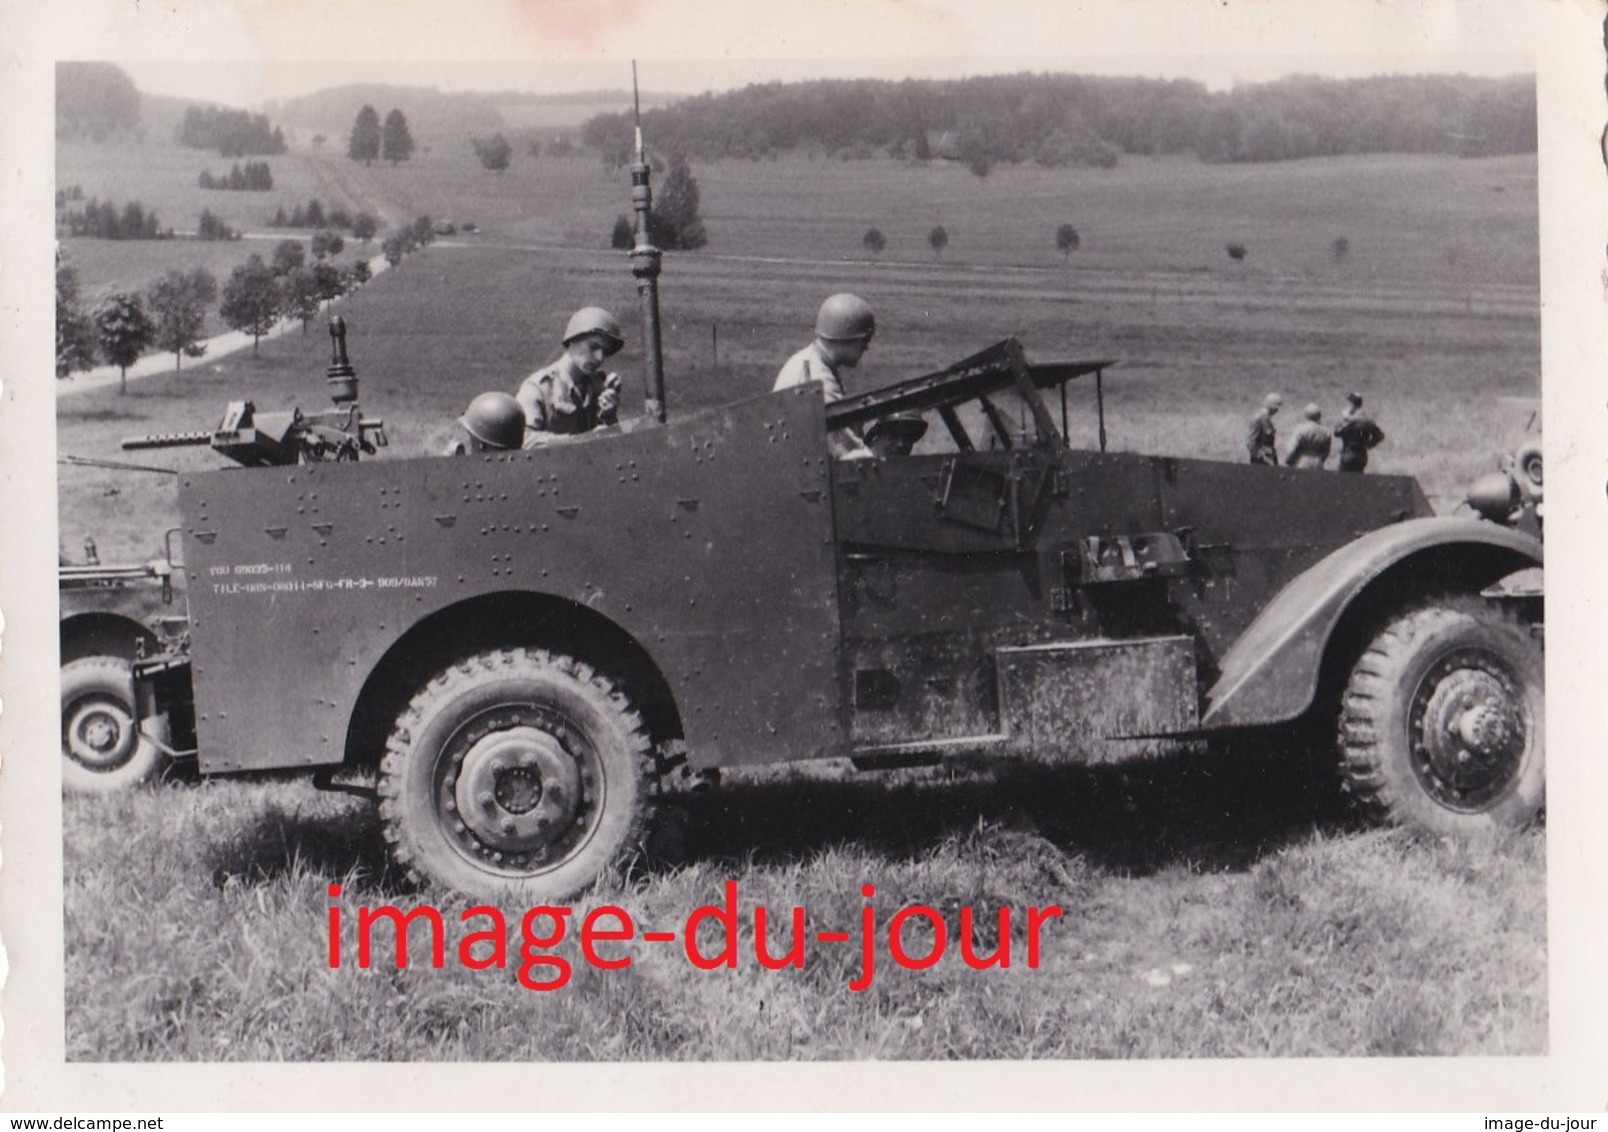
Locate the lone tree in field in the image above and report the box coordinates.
[610,214,634,250]
[382,109,416,165]
[220,255,281,354]
[351,212,379,243]
[381,232,410,268]
[56,255,98,377]
[1226,242,1248,261]
[928,225,949,259]
[311,260,347,308]
[1332,235,1351,264]
[472,133,512,173]
[1056,223,1081,259]
[280,267,322,334]
[348,105,381,164]
[271,239,305,277]
[654,154,708,250]
[862,227,886,259]
[93,292,157,394]
[147,267,218,371]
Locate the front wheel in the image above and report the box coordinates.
[1339,601,1544,836]
[61,656,169,793]
[378,648,655,903]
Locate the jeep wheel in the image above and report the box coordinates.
[61,657,168,793]
[378,648,654,902]
[1339,601,1543,835]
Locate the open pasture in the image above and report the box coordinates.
[58,151,1540,559]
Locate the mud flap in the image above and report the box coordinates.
[995,636,1198,762]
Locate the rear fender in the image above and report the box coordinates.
[1201,518,1541,730]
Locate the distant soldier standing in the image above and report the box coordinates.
[517,306,625,446]
[1333,391,1386,473]
[775,293,878,460]
[1285,403,1333,469]
[1247,392,1282,466]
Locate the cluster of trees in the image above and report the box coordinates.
[267,198,378,241]
[197,209,240,241]
[606,155,708,250]
[177,105,286,156]
[55,260,219,391]
[198,161,274,191]
[56,234,386,390]
[56,62,141,141]
[381,216,441,267]
[57,198,170,240]
[581,73,1536,170]
[348,105,416,165]
[471,133,513,173]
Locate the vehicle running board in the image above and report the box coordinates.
[851,734,1008,770]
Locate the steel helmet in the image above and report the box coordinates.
[865,411,928,446]
[458,392,526,451]
[562,307,624,356]
[815,293,876,342]
[1303,403,1322,421]
[1262,393,1283,411]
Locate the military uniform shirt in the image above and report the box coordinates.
[517,357,621,440]
[1247,410,1278,466]
[1334,411,1385,471]
[1285,421,1333,469]
[774,342,871,459]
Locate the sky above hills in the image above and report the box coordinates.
[51,0,1538,113]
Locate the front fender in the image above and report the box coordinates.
[1200,518,1541,730]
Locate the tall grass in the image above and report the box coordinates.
[64,754,1545,1060]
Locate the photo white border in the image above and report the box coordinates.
[3,0,1604,1111]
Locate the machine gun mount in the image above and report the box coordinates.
[121,317,387,468]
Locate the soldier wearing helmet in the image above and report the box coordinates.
[774,293,878,460]
[516,306,625,445]
[446,392,526,455]
[864,411,928,459]
[1284,403,1333,469]
[1333,391,1386,473]
[1247,392,1282,466]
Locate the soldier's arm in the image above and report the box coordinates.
[517,377,548,433]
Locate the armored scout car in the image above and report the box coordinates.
[133,326,1541,903]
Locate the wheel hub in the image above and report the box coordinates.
[64,699,137,770]
[450,722,586,857]
[1411,653,1526,810]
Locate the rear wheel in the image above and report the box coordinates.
[378,648,655,902]
[61,657,168,793]
[1339,601,1543,835]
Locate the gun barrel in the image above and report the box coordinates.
[122,430,215,451]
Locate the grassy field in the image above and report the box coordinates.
[56,136,1545,1060]
[64,754,1546,1060]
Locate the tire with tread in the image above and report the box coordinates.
[378,647,655,902]
[1339,599,1543,835]
[61,656,168,793]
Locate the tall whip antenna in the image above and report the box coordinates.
[630,61,667,423]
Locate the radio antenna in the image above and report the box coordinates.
[629,60,667,423]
